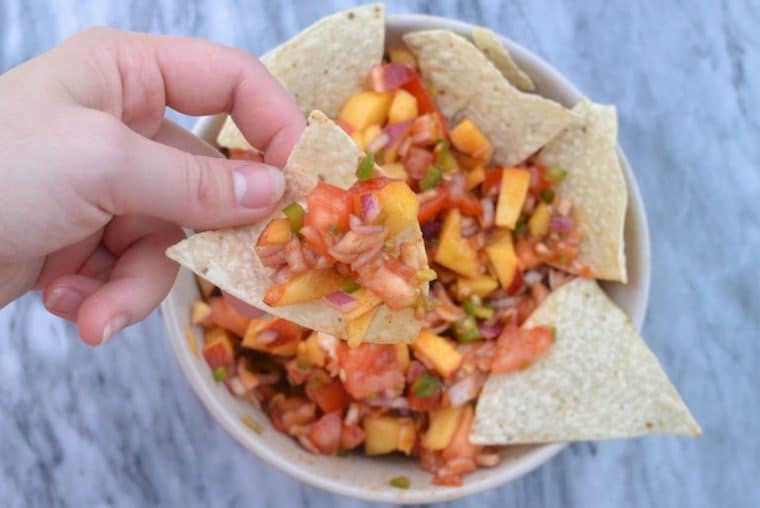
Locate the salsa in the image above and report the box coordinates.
[196,48,585,487]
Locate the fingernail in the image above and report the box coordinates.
[44,287,84,317]
[233,164,285,208]
[100,314,129,345]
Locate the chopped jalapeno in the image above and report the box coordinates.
[540,189,555,204]
[282,202,305,232]
[514,214,528,236]
[547,167,567,183]
[411,372,442,397]
[212,366,227,383]
[356,152,375,181]
[434,140,458,172]
[454,315,482,343]
[389,476,410,489]
[463,296,494,319]
[342,281,361,293]
[419,165,442,190]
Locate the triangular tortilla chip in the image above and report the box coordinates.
[168,111,427,344]
[536,99,627,282]
[217,3,385,150]
[471,27,535,92]
[470,278,700,445]
[402,29,576,166]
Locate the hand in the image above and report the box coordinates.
[0,28,305,345]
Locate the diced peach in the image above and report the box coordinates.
[190,300,213,326]
[242,318,303,356]
[422,406,464,450]
[339,91,393,131]
[296,332,326,368]
[454,275,499,300]
[412,330,462,378]
[351,131,365,149]
[388,89,418,124]
[495,168,531,229]
[466,165,486,190]
[202,330,234,369]
[208,296,250,337]
[397,418,417,455]
[389,48,417,68]
[528,202,551,237]
[395,344,410,373]
[363,416,415,455]
[362,124,383,148]
[343,290,382,321]
[454,152,485,171]
[379,162,408,181]
[485,231,518,289]
[375,180,419,236]
[257,218,292,246]
[450,118,493,161]
[263,269,350,307]
[435,209,480,278]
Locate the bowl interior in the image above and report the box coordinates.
[161,13,650,504]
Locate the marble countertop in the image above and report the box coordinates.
[1,0,757,507]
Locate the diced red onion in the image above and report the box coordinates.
[446,374,485,407]
[383,119,414,148]
[350,242,383,270]
[550,215,574,232]
[360,192,381,222]
[256,329,278,345]
[271,265,291,284]
[479,321,503,339]
[448,173,467,201]
[480,198,495,228]
[421,220,441,240]
[367,396,409,409]
[367,63,413,92]
[366,132,389,154]
[349,214,363,229]
[523,270,543,286]
[323,290,358,312]
[351,224,386,235]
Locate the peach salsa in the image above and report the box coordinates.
[195,58,578,487]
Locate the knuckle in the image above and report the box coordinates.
[181,155,233,214]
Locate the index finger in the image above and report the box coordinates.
[63,29,305,167]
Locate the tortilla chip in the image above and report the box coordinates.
[402,30,576,166]
[217,4,385,150]
[168,111,426,344]
[471,27,535,92]
[536,99,627,282]
[470,278,700,445]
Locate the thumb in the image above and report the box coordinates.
[93,118,287,230]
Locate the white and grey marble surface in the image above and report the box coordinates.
[1,0,758,507]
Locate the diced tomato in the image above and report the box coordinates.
[491,325,554,374]
[337,343,405,399]
[515,236,543,270]
[418,187,450,224]
[269,395,315,433]
[228,148,261,161]
[419,447,444,474]
[516,297,537,324]
[441,406,479,462]
[433,474,464,487]
[410,113,445,146]
[308,411,342,455]
[306,373,350,414]
[451,191,483,217]
[261,318,305,349]
[402,145,434,180]
[406,366,442,411]
[385,258,417,282]
[506,268,523,296]
[366,63,413,92]
[528,164,552,197]
[348,177,392,216]
[401,72,438,114]
[305,182,352,234]
[481,168,503,196]
[208,296,249,337]
[340,423,366,451]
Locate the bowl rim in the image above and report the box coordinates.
[161,12,651,504]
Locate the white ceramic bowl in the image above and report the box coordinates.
[161,13,651,504]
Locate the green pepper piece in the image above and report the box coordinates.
[419,165,442,191]
[212,366,227,383]
[282,202,305,232]
[342,281,360,293]
[434,140,458,172]
[454,315,482,343]
[540,188,555,204]
[356,152,375,181]
[514,214,528,236]
[547,167,567,183]
[411,372,442,398]
[389,476,410,489]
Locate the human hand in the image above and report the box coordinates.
[0,28,305,345]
